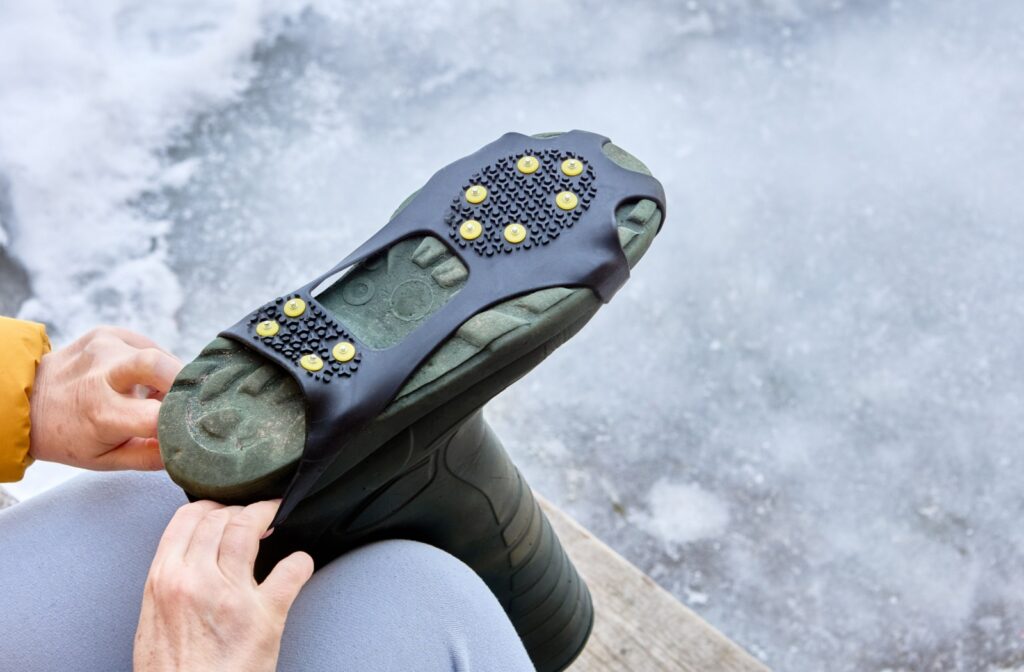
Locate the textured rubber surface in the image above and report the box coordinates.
[159,132,664,671]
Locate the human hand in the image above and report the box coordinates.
[28,326,182,470]
[134,500,314,672]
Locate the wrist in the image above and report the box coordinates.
[27,352,52,461]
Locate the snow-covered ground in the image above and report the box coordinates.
[3,1,1024,669]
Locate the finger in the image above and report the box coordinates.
[103,327,174,355]
[184,506,244,568]
[153,500,224,565]
[68,326,167,356]
[104,397,161,440]
[107,348,182,395]
[260,551,315,615]
[93,437,164,471]
[218,500,281,577]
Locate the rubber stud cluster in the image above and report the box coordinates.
[446,149,597,256]
[246,295,362,384]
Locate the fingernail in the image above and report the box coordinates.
[261,527,275,540]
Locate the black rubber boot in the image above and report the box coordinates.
[256,409,591,672]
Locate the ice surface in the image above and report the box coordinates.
[0,0,304,344]
[3,0,1024,669]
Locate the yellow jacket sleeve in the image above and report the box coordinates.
[0,316,51,482]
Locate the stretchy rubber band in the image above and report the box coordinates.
[220,130,666,526]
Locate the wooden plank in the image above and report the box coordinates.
[537,495,770,672]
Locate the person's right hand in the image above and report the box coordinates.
[134,500,314,672]
[28,326,181,470]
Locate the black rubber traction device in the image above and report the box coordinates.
[219,130,666,671]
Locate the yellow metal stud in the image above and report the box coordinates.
[465,185,488,204]
[299,354,324,372]
[504,223,527,244]
[556,191,579,210]
[517,155,539,174]
[332,341,356,363]
[561,158,583,176]
[459,219,483,240]
[283,297,306,317]
[255,320,280,338]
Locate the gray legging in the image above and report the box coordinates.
[0,471,534,671]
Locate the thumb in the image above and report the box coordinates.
[260,551,314,614]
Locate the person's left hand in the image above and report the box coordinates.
[28,326,182,471]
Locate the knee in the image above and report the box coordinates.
[323,540,495,611]
[302,539,511,635]
[281,541,532,671]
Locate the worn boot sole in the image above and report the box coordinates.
[158,133,663,672]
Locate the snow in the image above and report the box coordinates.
[3,0,1024,669]
[0,0,300,345]
[632,480,731,546]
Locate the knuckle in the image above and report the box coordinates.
[206,507,231,521]
[84,401,109,425]
[84,326,115,345]
[81,331,120,360]
[81,327,104,343]
[82,339,103,358]
[226,512,254,530]
[149,570,190,603]
[162,577,195,604]
[177,501,211,519]
[219,537,247,560]
[276,555,313,586]
[134,348,162,375]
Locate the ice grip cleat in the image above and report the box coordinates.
[159,130,666,672]
[220,130,664,527]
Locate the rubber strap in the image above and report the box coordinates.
[220,130,666,526]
